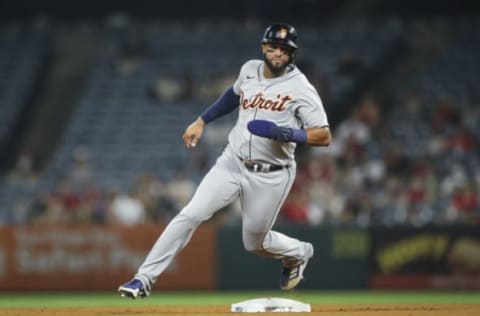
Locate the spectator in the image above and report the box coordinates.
[281,188,309,224]
[108,190,146,226]
[7,147,38,184]
[447,184,478,223]
[167,170,195,211]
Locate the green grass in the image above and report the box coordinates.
[1,291,480,308]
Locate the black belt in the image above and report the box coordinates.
[240,158,290,173]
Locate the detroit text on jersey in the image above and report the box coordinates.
[239,91,292,112]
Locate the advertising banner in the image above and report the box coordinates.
[370,226,480,289]
[0,225,216,291]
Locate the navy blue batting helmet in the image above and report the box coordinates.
[261,23,298,49]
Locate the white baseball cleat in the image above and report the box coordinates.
[279,242,314,290]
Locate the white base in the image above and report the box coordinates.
[231,297,311,313]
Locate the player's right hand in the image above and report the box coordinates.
[183,117,205,148]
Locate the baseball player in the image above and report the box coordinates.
[118,23,331,298]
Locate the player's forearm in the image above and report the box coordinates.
[247,120,331,146]
[305,127,331,146]
[200,87,240,124]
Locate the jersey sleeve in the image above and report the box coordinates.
[295,84,329,128]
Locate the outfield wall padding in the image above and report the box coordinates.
[217,225,369,290]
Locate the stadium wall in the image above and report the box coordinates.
[0,225,479,291]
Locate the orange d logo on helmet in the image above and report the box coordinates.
[278,27,288,39]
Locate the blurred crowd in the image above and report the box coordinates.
[281,95,479,227]
[1,18,479,228]
[8,154,197,226]
[6,93,479,227]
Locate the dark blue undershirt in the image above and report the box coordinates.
[200,87,240,124]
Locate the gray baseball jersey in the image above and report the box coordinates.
[230,59,328,165]
[133,59,327,289]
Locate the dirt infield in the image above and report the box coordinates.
[1,304,479,316]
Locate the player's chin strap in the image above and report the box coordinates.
[247,119,307,144]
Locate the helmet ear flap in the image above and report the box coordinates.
[289,50,296,65]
